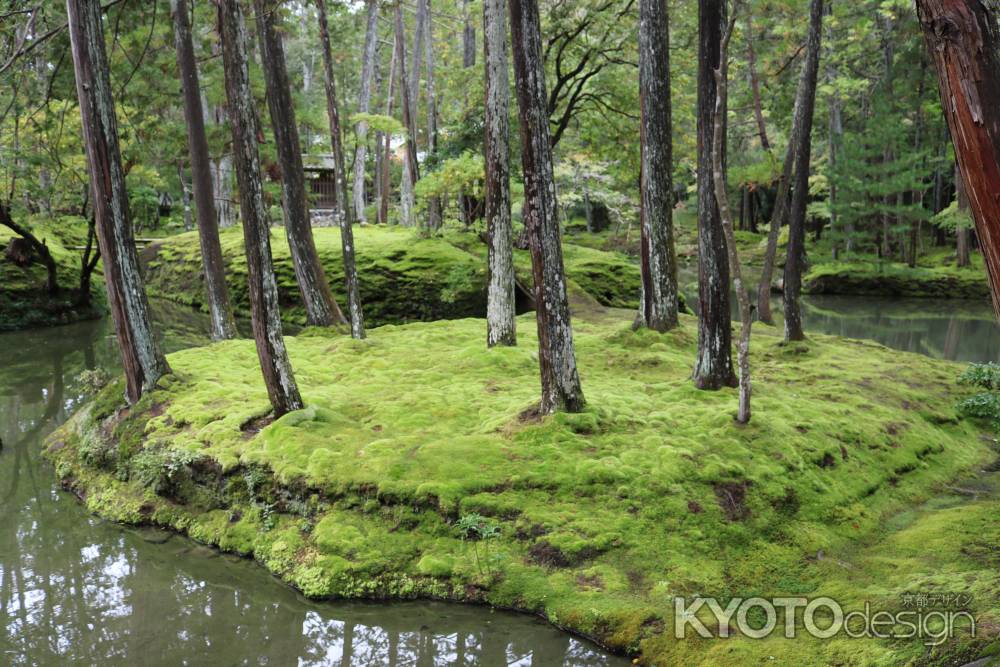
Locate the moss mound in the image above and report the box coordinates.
[805,258,990,299]
[45,309,998,664]
[142,225,651,326]
[0,216,104,330]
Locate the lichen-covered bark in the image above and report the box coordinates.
[694,0,736,391]
[217,0,303,417]
[66,0,170,404]
[394,0,420,228]
[316,0,366,340]
[170,0,238,342]
[510,0,585,414]
[782,0,824,343]
[484,0,516,347]
[637,0,679,333]
[254,0,344,327]
[918,0,1000,319]
[712,3,752,423]
[353,0,379,224]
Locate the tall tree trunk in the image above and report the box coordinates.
[424,0,443,230]
[918,0,1000,316]
[956,164,971,267]
[636,0,679,333]
[218,0,303,417]
[712,4,752,424]
[66,0,170,405]
[694,0,737,390]
[177,162,194,232]
[824,1,844,258]
[509,0,585,414]
[353,0,379,224]
[254,0,345,327]
[782,0,824,343]
[171,0,238,341]
[745,3,770,152]
[484,0,516,347]
[394,0,420,228]
[379,39,398,226]
[463,0,477,68]
[316,0,366,339]
[879,12,896,260]
[408,0,427,123]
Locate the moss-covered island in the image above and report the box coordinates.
[45,304,1000,665]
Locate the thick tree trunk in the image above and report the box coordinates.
[463,0,477,68]
[694,0,737,390]
[171,0,238,341]
[745,4,771,152]
[712,5,752,424]
[782,0,824,343]
[484,0,516,347]
[218,0,303,417]
[254,0,345,327]
[394,1,420,228]
[918,0,1000,314]
[316,0,366,340]
[66,0,170,404]
[636,0,679,333]
[509,0,585,414]
[424,0,443,230]
[353,0,379,224]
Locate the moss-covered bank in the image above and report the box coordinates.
[804,256,991,299]
[46,310,1000,665]
[141,225,648,327]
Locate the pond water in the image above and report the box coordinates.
[2,288,997,666]
[0,304,625,666]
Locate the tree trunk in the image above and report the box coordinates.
[484,0,516,347]
[424,0,443,230]
[509,0,585,414]
[218,0,303,417]
[956,164,971,267]
[353,0,379,224]
[637,0,679,333]
[254,0,345,327]
[66,0,170,404]
[919,0,1000,312]
[463,0,477,68]
[824,1,844,258]
[712,5,752,424]
[408,0,427,123]
[316,0,366,340]
[77,215,101,306]
[745,3,771,152]
[394,0,420,228]
[0,201,59,296]
[171,0,238,341]
[380,38,398,226]
[782,0,824,343]
[694,0,737,390]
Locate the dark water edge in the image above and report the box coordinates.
[0,304,626,667]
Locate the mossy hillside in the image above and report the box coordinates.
[804,255,990,299]
[0,215,104,330]
[46,309,997,664]
[142,224,649,326]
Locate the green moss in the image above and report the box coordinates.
[44,309,998,665]
[805,256,990,299]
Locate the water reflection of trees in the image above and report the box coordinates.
[0,317,621,666]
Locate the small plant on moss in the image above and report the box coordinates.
[456,512,501,577]
[242,465,270,500]
[958,363,1000,430]
[75,368,111,395]
[130,447,199,496]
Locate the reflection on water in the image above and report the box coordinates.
[0,311,625,666]
[679,267,1000,362]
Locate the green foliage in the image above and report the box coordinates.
[414,152,484,203]
[959,363,1000,391]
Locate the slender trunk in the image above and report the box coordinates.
[77,215,101,306]
[782,0,824,343]
[694,0,737,390]
[66,0,170,404]
[394,1,419,228]
[463,0,476,68]
[177,162,194,232]
[218,0,303,416]
[712,5,752,423]
[171,0,238,341]
[255,0,345,327]
[637,0,679,333]
[380,39,398,226]
[316,0,366,339]
[484,0,516,347]
[408,0,427,125]
[425,0,442,230]
[824,1,843,258]
[509,0,585,414]
[353,0,379,224]
[745,4,770,152]
[879,13,896,260]
[0,201,59,295]
[956,164,971,267]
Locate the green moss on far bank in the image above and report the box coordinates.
[45,308,999,665]
[804,255,990,299]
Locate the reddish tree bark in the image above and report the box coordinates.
[66,0,170,404]
[509,0,585,414]
[918,0,1000,317]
